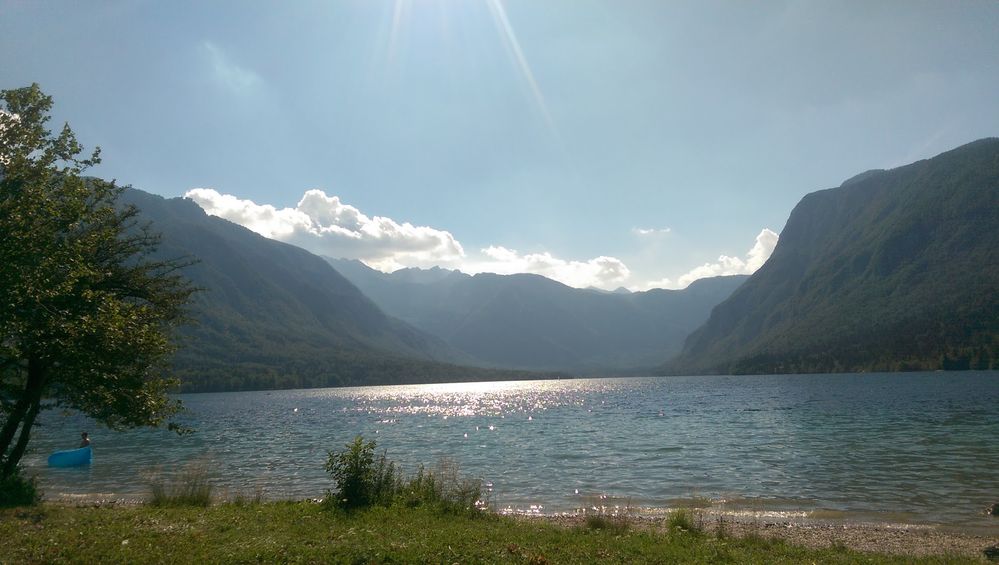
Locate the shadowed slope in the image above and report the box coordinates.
[672,138,999,374]
[121,189,542,391]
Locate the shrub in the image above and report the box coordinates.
[0,468,40,508]
[147,461,214,507]
[325,436,398,510]
[324,437,483,515]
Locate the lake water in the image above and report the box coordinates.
[24,372,999,534]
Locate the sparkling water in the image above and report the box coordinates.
[24,372,999,533]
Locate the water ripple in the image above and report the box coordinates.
[23,373,999,532]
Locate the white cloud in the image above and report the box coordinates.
[202,41,261,93]
[186,188,634,288]
[628,277,673,292]
[467,246,631,289]
[185,188,775,293]
[185,188,465,270]
[632,227,671,236]
[671,228,779,289]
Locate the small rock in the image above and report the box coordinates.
[984,545,999,561]
[988,503,999,517]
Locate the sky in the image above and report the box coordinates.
[2,1,998,290]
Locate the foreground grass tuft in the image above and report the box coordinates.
[0,502,978,564]
[146,462,213,507]
[583,513,630,535]
[666,507,702,535]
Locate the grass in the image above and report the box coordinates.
[145,461,214,507]
[0,502,979,564]
[582,513,630,535]
[666,507,702,535]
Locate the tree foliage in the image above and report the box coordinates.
[0,84,195,478]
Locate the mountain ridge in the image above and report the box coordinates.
[670,137,999,374]
[328,258,747,372]
[121,189,556,391]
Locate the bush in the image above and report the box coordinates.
[324,436,483,515]
[0,468,40,508]
[147,461,214,507]
[325,436,398,510]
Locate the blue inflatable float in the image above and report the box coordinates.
[47,446,92,467]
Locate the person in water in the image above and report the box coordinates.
[79,432,90,448]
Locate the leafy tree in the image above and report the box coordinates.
[0,84,196,481]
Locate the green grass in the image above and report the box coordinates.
[665,508,702,535]
[145,462,214,507]
[582,513,630,535]
[0,502,978,564]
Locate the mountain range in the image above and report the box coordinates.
[118,137,999,391]
[327,259,745,373]
[120,189,549,391]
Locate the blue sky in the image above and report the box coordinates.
[3,1,998,289]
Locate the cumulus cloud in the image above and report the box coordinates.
[184,188,773,293]
[670,228,779,289]
[185,188,465,270]
[467,246,631,289]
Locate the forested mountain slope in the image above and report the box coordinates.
[122,189,543,391]
[671,138,999,374]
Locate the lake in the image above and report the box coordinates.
[24,372,999,534]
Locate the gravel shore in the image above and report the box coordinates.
[528,513,999,560]
[713,520,997,559]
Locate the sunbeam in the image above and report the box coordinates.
[379,0,560,139]
[484,0,557,134]
[387,0,409,65]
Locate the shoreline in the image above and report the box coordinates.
[44,494,999,559]
[529,512,999,559]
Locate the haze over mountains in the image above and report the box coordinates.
[328,259,745,373]
[117,137,999,391]
[671,138,999,374]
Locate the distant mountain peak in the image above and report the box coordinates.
[839,169,885,187]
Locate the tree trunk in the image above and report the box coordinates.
[0,358,45,477]
[1,394,40,476]
[0,396,30,466]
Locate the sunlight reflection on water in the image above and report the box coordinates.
[24,373,999,533]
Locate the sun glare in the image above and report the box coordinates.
[384,0,558,136]
[484,0,556,131]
